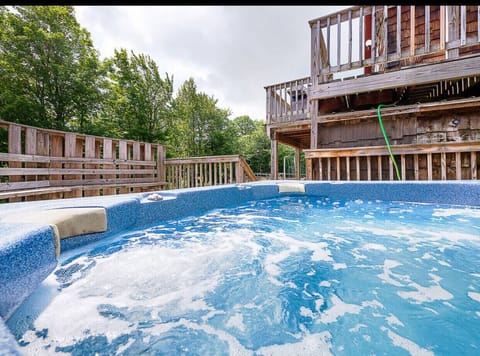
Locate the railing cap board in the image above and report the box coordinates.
[304,141,480,159]
[0,120,165,148]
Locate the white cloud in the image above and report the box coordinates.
[74,6,350,120]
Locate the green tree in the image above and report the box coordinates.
[170,78,233,157]
[232,116,271,174]
[0,6,103,131]
[101,49,173,142]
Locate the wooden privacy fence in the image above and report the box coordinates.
[165,155,257,189]
[305,142,480,181]
[0,120,166,202]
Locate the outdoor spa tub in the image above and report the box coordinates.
[1,181,480,355]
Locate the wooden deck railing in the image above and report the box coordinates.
[0,120,259,202]
[265,77,311,126]
[311,5,480,82]
[304,142,480,181]
[165,155,257,189]
[266,6,480,126]
[0,120,166,202]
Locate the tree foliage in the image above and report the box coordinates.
[0,6,103,131]
[100,49,174,142]
[0,5,284,176]
[169,78,234,157]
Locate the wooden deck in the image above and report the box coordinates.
[265,5,480,181]
[1,120,257,202]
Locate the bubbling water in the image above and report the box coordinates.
[7,196,480,355]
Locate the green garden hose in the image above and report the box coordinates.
[377,104,401,181]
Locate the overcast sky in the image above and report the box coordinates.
[74,6,350,120]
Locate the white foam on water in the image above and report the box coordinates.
[320,232,350,245]
[262,230,333,284]
[428,273,442,283]
[299,306,315,318]
[349,324,367,333]
[333,263,347,270]
[432,207,480,218]
[19,228,264,353]
[363,243,387,251]
[397,282,453,304]
[226,313,246,332]
[381,326,434,356]
[149,318,252,356]
[347,224,480,247]
[468,291,480,302]
[438,260,451,267]
[378,260,404,287]
[476,311,480,317]
[422,253,435,260]
[319,281,331,287]
[386,314,405,327]
[314,296,325,312]
[472,273,480,278]
[361,300,384,309]
[317,295,362,324]
[255,331,333,356]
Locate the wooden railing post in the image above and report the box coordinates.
[236,160,244,183]
[8,124,22,202]
[157,145,166,185]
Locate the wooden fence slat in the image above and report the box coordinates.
[84,136,99,197]
[441,152,447,180]
[327,157,331,180]
[414,154,419,180]
[24,128,37,201]
[118,140,129,194]
[367,156,371,180]
[455,152,462,180]
[377,155,382,180]
[319,158,323,180]
[472,152,477,179]
[103,139,116,195]
[427,153,433,180]
[7,124,22,202]
[346,156,350,180]
[49,135,63,200]
[356,156,360,180]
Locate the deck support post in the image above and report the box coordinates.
[295,147,301,180]
[271,137,278,180]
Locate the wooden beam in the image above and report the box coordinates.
[276,132,309,150]
[309,55,480,100]
[304,141,480,158]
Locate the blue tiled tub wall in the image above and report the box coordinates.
[1,180,480,353]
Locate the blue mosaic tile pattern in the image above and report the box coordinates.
[1,181,480,353]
